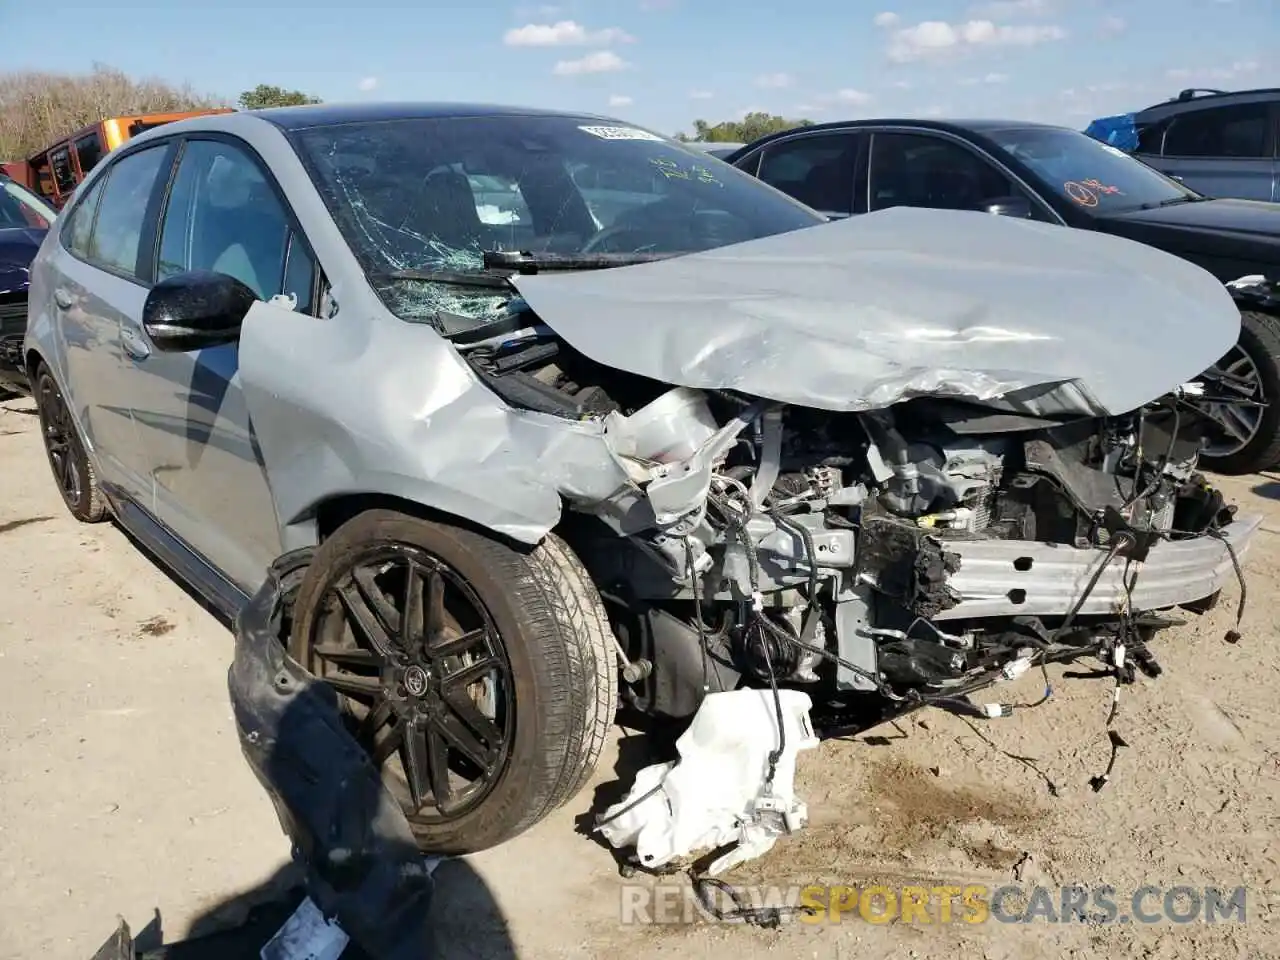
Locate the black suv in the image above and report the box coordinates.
[0,173,58,396]
[724,119,1280,475]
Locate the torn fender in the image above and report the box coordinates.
[236,297,756,550]
[236,298,635,546]
[513,206,1242,417]
[227,547,436,959]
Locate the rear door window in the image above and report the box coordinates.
[63,176,107,257]
[82,145,171,279]
[755,133,859,215]
[1163,103,1271,159]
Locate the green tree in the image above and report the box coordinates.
[237,84,321,110]
[679,112,814,144]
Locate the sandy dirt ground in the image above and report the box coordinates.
[1,389,1278,960]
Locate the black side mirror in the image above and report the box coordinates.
[142,270,257,353]
[983,196,1033,219]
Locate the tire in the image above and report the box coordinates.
[288,508,618,855]
[1199,310,1280,476]
[32,363,107,523]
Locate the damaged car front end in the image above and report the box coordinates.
[439,207,1261,727]
[201,108,1261,860]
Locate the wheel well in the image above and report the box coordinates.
[312,492,544,554]
[24,348,43,381]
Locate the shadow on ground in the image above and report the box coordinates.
[1251,480,1280,501]
[88,854,517,959]
[86,554,521,960]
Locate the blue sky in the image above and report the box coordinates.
[7,0,1278,136]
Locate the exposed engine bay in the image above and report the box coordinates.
[452,309,1255,728]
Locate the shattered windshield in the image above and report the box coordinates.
[987,126,1202,214]
[291,115,824,325]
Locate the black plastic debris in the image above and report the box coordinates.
[1089,730,1130,792]
[226,548,437,959]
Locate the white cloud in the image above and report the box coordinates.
[688,89,714,99]
[608,94,634,107]
[755,72,794,89]
[960,71,1008,85]
[834,88,873,104]
[1167,60,1259,82]
[1100,15,1126,37]
[873,11,900,27]
[886,19,1066,62]
[552,50,629,75]
[968,0,1051,17]
[504,20,634,47]
[357,76,378,92]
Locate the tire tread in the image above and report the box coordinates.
[288,509,618,854]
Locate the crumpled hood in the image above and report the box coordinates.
[511,206,1241,416]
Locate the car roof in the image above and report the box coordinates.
[245,101,622,131]
[729,117,1077,155]
[684,141,745,152]
[1136,87,1280,121]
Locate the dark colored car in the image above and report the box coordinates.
[0,173,57,395]
[725,118,1280,474]
[1086,87,1280,203]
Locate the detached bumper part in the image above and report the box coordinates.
[597,688,818,876]
[227,548,437,960]
[931,513,1262,620]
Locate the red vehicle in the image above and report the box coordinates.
[3,108,233,207]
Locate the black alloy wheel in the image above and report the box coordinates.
[1195,310,1280,475]
[287,510,619,855]
[302,545,514,823]
[34,365,106,522]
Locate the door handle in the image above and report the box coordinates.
[121,327,151,361]
[53,288,74,310]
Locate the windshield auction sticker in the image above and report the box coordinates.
[578,125,666,141]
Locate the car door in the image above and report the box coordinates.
[862,129,1055,221]
[739,130,862,219]
[127,135,320,592]
[1148,102,1277,201]
[41,141,176,504]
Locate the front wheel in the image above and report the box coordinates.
[287,509,618,855]
[1197,310,1280,476]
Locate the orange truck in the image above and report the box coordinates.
[1,108,234,207]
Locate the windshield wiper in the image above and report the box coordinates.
[1141,195,1207,210]
[375,267,514,289]
[481,250,682,274]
